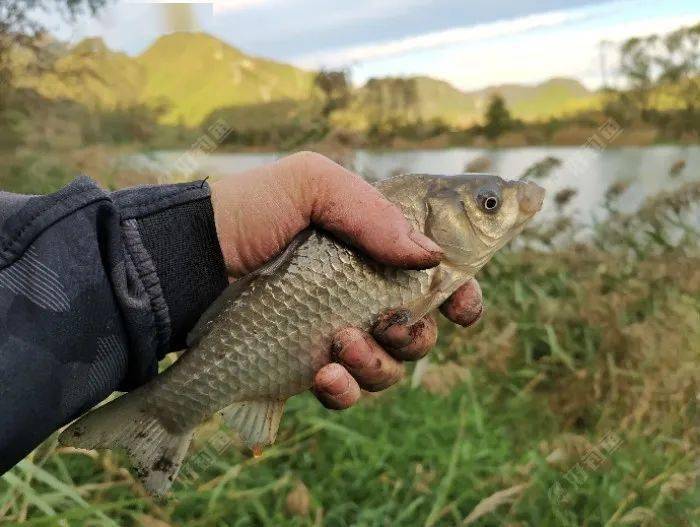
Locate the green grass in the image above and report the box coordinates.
[2,379,696,525]
[0,164,698,526]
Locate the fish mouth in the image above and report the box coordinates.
[516,181,545,216]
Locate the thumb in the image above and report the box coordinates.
[278,152,443,270]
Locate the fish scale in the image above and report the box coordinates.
[148,231,434,431]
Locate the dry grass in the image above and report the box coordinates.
[0,156,698,526]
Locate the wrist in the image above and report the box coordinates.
[119,180,228,352]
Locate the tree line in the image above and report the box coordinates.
[604,23,699,140]
[1,3,698,150]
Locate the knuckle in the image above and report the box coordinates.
[333,326,365,345]
[333,329,371,366]
[363,362,404,392]
[286,151,326,174]
[283,151,339,197]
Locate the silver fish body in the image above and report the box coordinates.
[60,173,544,496]
[149,229,435,432]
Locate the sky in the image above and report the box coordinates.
[41,0,700,91]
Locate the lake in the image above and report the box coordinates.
[132,145,699,224]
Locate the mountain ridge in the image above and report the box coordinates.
[18,31,597,128]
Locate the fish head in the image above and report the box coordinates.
[424,173,544,271]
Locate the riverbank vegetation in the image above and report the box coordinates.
[0,6,698,153]
[1,161,697,526]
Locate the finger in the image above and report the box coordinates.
[373,311,438,361]
[332,327,404,392]
[439,279,483,327]
[312,363,361,410]
[278,152,443,270]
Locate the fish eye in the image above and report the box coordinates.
[477,189,500,213]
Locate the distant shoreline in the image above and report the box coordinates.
[211,127,694,155]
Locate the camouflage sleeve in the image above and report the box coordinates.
[0,176,227,473]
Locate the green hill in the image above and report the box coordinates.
[333,76,479,130]
[15,37,146,110]
[14,32,597,130]
[334,76,596,130]
[136,32,317,125]
[472,77,598,121]
[16,32,318,127]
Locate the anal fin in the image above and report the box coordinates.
[219,400,286,452]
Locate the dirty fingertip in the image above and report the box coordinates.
[373,309,412,348]
[440,279,484,327]
[406,230,444,268]
[389,315,438,361]
[313,364,360,410]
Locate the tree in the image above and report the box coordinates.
[313,69,351,117]
[483,94,511,140]
[614,22,700,136]
[0,0,105,109]
[618,35,657,118]
[657,23,700,112]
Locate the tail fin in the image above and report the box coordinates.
[58,391,193,497]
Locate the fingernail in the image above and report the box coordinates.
[331,340,343,360]
[387,310,411,327]
[375,311,413,348]
[375,310,410,334]
[407,230,443,259]
[408,318,426,339]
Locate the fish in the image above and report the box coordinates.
[59,173,545,496]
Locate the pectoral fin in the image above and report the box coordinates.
[219,399,286,452]
[403,266,470,324]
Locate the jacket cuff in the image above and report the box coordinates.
[113,181,228,354]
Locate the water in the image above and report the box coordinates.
[133,145,699,224]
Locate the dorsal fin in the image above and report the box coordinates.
[186,229,313,348]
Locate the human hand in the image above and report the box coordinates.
[209,152,484,409]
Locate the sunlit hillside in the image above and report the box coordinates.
[12,32,600,130]
[333,76,599,130]
[136,32,318,125]
[14,37,146,110]
[475,77,599,121]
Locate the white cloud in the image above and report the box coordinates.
[296,7,596,68]
[433,13,700,91]
[212,0,276,14]
[212,0,432,33]
[124,0,273,13]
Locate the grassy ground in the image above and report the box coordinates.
[0,146,162,195]
[0,163,698,526]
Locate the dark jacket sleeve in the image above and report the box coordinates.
[0,176,228,473]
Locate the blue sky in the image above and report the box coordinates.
[43,0,700,91]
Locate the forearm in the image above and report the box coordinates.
[0,177,227,472]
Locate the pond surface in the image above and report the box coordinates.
[132,145,699,224]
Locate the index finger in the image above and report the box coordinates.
[277,152,444,270]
